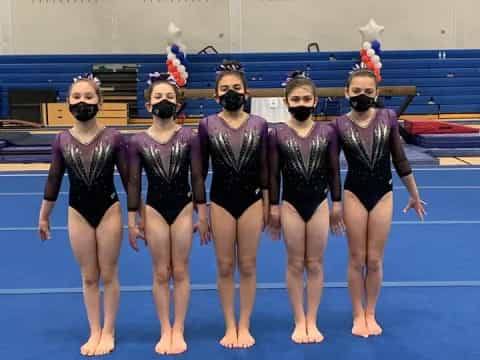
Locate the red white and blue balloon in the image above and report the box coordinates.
[165,22,189,87]
[358,19,384,82]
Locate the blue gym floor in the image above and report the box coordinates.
[0,167,479,359]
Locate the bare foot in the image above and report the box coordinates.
[306,323,324,343]
[352,315,369,338]
[366,314,383,336]
[155,330,172,355]
[170,329,188,355]
[291,323,309,344]
[80,331,101,356]
[237,328,255,348]
[219,327,238,349]
[94,332,115,356]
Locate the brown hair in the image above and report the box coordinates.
[285,71,316,98]
[68,79,102,101]
[346,69,378,89]
[215,60,248,94]
[144,80,182,103]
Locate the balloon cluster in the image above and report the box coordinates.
[360,40,382,82]
[165,22,189,87]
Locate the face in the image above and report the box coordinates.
[346,75,379,99]
[216,73,246,98]
[146,82,178,113]
[68,80,100,105]
[285,85,317,108]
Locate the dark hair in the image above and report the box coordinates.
[144,80,182,102]
[215,60,247,94]
[346,69,378,89]
[68,78,102,101]
[284,71,316,98]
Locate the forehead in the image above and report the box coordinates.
[288,85,315,97]
[218,73,243,87]
[152,82,176,94]
[349,75,377,89]
[70,80,97,94]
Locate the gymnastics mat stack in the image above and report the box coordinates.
[404,120,480,148]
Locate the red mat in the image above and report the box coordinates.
[404,120,479,135]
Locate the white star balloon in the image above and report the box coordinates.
[359,19,384,43]
[167,22,182,43]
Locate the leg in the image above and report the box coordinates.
[170,203,194,354]
[210,202,237,348]
[343,190,369,338]
[145,206,173,355]
[68,207,101,356]
[365,192,393,336]
[305,200,329,343]
[236,199,263,348]
[94,202,123,356]
[281,202,308,344]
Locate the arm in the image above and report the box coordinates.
[267,127,281,240]
[259,122,270,227]
[39,134,66,240]
[327,125,345,235]
[198,117,210,181]
[190,131,210,244]
[389,112,426,220]
[114,132,129,192]
[126,137,144,251]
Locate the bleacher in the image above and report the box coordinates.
[2,50,480,121]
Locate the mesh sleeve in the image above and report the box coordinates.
[389,111,412,178]
[190,132,206,204]
[258,122,269,190]
[43,134,66,202]
[268,127,281,205]
[114,132,129,191]
[126,137,142,212]
[198,118,210,180]
[327,126,342,202]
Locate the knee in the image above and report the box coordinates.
[238,257,256,277]
[99,264,118,286]
[172,264,189,282]
[82,271,100,288]
[217,259,235,278]
[349,252,366,271]
[305,257,323,276]
[366,256,383,273]
[154,265,171,284]
[287,257,305,276]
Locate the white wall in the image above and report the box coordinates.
[0,0,479,54]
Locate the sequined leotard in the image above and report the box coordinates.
[268,122,341,221]
[43,128,129,228]
[127,127,205,225]
[334,108,412,211]
[198,114,268,219]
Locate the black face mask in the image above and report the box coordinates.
[219,90,245,112]
[151,99,177,119]
[348,94,376,112]
[288,106,315,122]
[69,102,99,122]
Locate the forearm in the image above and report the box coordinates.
[39,200,55,221]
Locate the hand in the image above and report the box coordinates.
[330,202,346,236]
[403,197,427,221]
[268,205,282,241]
[195,216,211,245]
[128,224,146,252]
[39,218,51,241]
